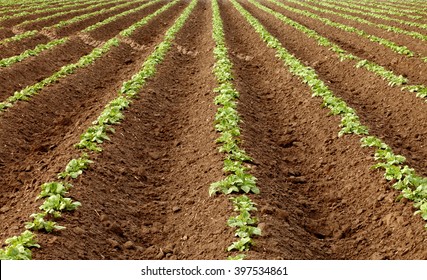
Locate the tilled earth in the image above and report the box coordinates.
[1,0,427,259]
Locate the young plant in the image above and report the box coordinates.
[227,196,261,251]
[37,181,71,199]
[212,0,261,257]
[236,0,427,229]
[39,194,81,218]
[58,155,92,179]
[25,213,65,233]
[0,231,39,260]
[0,0,199,260]
[267,0,416,57]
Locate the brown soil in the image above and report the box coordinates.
[0,1,176,101]
[222,0,427,260]
[32,0,233,260]
[250,1,427,174]
[21,2,128,31]
[0,28,14,40]
[0,0,186,248]
[0,33,51,59]
[1,0,427,260]
[0,38,93,100]
[383,1,427,10]
[0,2,172,58]
[0,1,107,28]
[273,1,427,87]
[284,1,427,57]
[54,1,150,38]
[87,0,175,41]
[0,1,92,16]
[318,1,427,24]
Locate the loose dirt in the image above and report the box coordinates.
[1,0,427,260]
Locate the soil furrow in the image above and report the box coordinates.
[267,1,427,87]
[282,1,427,56]
[303,1,427,30]
[32,0,233,260]
[87,1,166,42]
[1,1,113,28]
[0,34,53,59]
[354,2,427,17]
[0,2,67,15]
[0,4,92,26]
[0,1,94,17]
[248,1,427,176]
[0,1,167,100]
[383,2,427,11]
[0,2,186,245]
[0,39,92,100]
[0,1,129,58]
[222,0,427,259]
[320,2,427,24]
[0,27,14,40]
[54,0,148,37]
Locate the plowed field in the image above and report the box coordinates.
[1,0,427,260]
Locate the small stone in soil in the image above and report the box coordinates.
[124,241,135,250]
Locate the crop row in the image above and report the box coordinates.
[0,0,82,8]
[49,0,142,29]
[350,0,427,16]
[0,0,196,260]
[0,0,166,111]
[284,0,427,43]
[0,0,80,16]
[75,0,181,151]
[320,0,423,20]
[12,0,119,30]
[301,0,427,30]
[376,0,427,12]
[0,0,91,20]
[0,36,117,114]
[273,1,425,61]
[0,30,38,45]
[211,0,260,260]
[0,38,66,67]
[0,0,145,67]
[82,0,158,32]
[260,0,427,99]
[0,0,120,45]
[0,0,144,45]
[232,0,427,228]
[0,0,106,23]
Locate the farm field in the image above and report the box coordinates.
[1,0,427,260]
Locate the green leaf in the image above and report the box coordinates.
[227,254,245,260]
[227,237,252,252]
[58,155,92,179]
[37,182,71,199]
[25,213,65,232]
[40,194,81,217]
